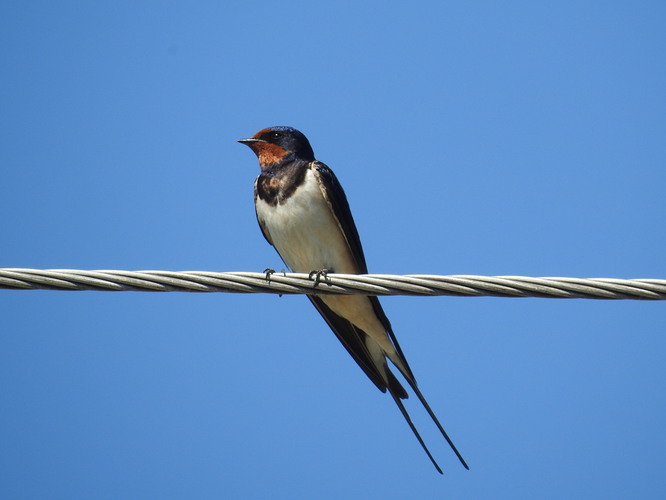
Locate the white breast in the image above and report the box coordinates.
[255,167,358,274]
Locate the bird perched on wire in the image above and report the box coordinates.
[238,126,468,473]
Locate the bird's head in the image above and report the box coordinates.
[238,126,315,169]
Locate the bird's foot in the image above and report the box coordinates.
[308,269,330,287]
[263,268,275,283]
[264,268,286,296]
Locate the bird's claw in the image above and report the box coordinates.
[264,268,286,296]
[308,269,330,287]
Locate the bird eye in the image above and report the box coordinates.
[272,132,281,138]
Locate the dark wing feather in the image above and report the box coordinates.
[308,296,408,399]
[311,162,368,273]
[312,162,416,382]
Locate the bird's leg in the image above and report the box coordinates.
[308,269,330,287]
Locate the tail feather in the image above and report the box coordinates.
[308,295,469,471]
[387,369,409,400]
[387,384,443,474]
[404,376,470,470]
[385,358,469,472]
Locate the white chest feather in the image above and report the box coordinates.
[255,168,358,274]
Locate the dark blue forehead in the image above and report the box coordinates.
[271,126,298,133]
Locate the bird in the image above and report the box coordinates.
[238,126,468,473]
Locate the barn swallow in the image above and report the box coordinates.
[238,126,468,473]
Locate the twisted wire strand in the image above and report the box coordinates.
[1,268,665,300]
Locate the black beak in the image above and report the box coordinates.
[237,138,265,145]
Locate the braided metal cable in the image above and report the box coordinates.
[1,268,665,300]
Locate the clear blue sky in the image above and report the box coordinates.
[2,2,665,498]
